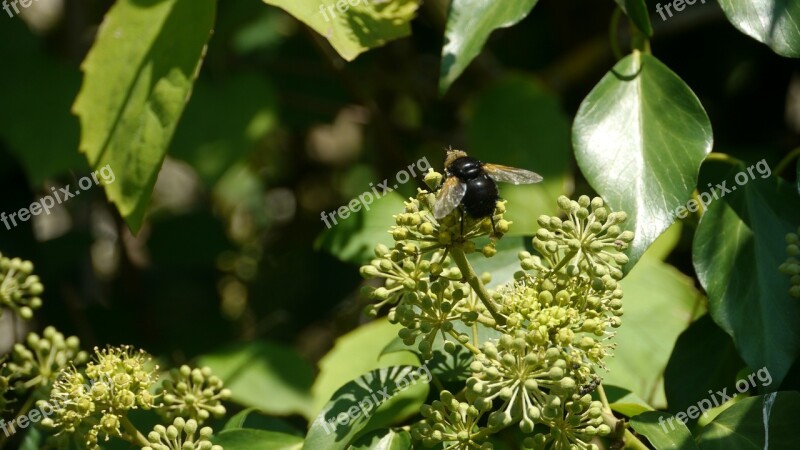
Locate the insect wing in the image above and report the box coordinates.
[433,177,467,219]
[483,164,543,185]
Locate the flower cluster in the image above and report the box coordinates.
[45,346,159,449]
[361,179,633,449]
[143,417,222,450]
[159,365,231,423]
[0,254,44,319]
[779,226,800,298]
[5,327,87,391]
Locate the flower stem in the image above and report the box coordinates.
[449,247,506,326]
[598,384,650,450]
[120,415,149,447]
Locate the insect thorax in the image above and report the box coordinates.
[448,157,483,181]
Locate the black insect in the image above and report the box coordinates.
[433,149,543,223]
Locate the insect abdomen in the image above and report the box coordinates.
[463,175,499,218]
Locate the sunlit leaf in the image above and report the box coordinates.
[573,51,713,271]
[261,0,419,62]
[306,366,428,450]
[440,0,539,94]
[73,0,216,232]
[351,428,412,450]
[213,429,303,450]
[198,341,315,418]
[718,0,800,57]
[604,385,654,417]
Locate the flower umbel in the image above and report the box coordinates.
[779,226,800,298]
[6,326,87,390]
[159,365,230,423]
[142,417,223,450]
[0,254,43,319]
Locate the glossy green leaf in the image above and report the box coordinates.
[262,0,419,62]
[630,411,698,450]
[306,366,429,450]
[198,341,315,418]
[467,76,572,235]
[73,0,216,232]
[604,228,700,407]
[614,0,653,37]
[213,429,303,450]
[223,408,302,435]
[171,73,278,187]
[311,319,420,414]
[315,192,406,265]
[350,428,413,450]
[664,315,745,414]
[440,1,539,94]
[718,0,800,57]
[603,385,654,417]
[573,51,713,271]
[696,392,800,449]
[0,20,87,185]
[693,160,800,386]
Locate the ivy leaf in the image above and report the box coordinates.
[573,51,713,271]
[213,429,303,450]
[717,0,800,58]
[466,76,572,235]
[222,408,302,435]
[315,192,405,265]
[311,319,419,415]
[262,0,419,62]
[72,0,216,232]
[350,428,413,450]
[692,160,800,387]
[630,411,698,450]
[305,366,429,450]
[603,385,654,417]
[440,0,539,95]
[664,315,745,415]
[614,0,653,37]
[198,341,315,418]
[696,392,800,449]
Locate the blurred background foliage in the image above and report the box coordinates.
[0,0,799,446]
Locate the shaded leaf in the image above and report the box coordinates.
[696,392,800,449]
[614,0,653,37]
[630,411,698,450]
[262,0,419,62]
[573,51,713,271]
[73,0,216,232]
[718,0,800,57]
[664,315,745,414]
[198,341,315,418]
[467,76,572,235]
[440,1,539,94]
[693,159,800,386]
[223,408,302,435]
